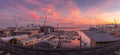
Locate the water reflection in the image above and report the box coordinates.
[61,37,80,48]
[70,39,80,48]
[56,28,88,48]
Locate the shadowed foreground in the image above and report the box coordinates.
[0,40,120,55]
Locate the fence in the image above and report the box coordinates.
[0,40,120,55]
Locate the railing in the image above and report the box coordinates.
[0,40,120,55]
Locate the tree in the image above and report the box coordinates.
[9,38,18,45]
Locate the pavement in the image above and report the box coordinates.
[114,49,120,55]
[0,50,6,55]
[0,49,12,55]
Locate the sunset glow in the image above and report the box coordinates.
[0,0,120,27]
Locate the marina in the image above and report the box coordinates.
[0,0,120,55]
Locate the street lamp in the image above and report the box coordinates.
[0,38,2,48]
[34,44,36,55]
[34,38,38,55]
[75,28,82,48]
[79,33,82,48]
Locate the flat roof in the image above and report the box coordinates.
[14,30,37,33]
[0,34,28,41]
[82,30,119,42]
[20,37,37,43]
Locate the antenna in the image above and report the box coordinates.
[114,18,116,25]
[57,23,59,29]
[56,23,59,30]
[114,17,117,28]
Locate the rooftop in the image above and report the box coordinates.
[82,30,120,42]
[0,34,28,41]
[20,37,37,43]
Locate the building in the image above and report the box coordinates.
[35,41,53,48]
[20,24,41,33]
[13,30,39,36]
[18,37,38,46]
[0,34,29,42]
[80,30,119,47]
[0,27,14,37]
[40,26,54,34]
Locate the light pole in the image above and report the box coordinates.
[79,31,82,48]
[114,17,117,28]
[0,38,2,48]
[56,23,59,30]
[12,40,15,55]
[75,29,82,48]
[116,19,120,28]
[34,38,38,55]
[34,44,36,55]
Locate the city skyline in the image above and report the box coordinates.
[0,0,120,27]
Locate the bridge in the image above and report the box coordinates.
[54,26,89,29]
[0,40,120,55]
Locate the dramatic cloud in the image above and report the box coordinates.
[0,0,120,27]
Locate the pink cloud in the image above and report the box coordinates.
[2,0,113,27]
[30,11,41,19]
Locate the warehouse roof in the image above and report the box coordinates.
[82,30,119,42]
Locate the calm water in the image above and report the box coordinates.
[71,39,80,48]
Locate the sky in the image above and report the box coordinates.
[0,0,120,27]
